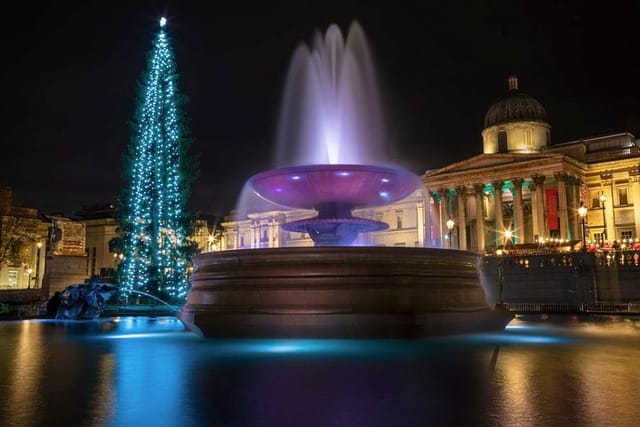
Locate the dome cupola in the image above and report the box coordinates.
[482,76,551,154]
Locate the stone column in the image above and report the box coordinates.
[529,181,539,239]
[492,181,504,245]
[456,186,467,250]
[512,178,525,244]
[631,174,640,239]
[269,218,279,248]
[432,190,445,248]
[568,177,581,242]
[250,222,258,248]
[473,183,485,252]
[601,179,615,242]
[417,193,426,247]
[532,175,547,239]
[555,173,569,239]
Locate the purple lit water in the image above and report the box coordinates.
[2,316,640,426]
[233,22,413,225]
[274,22,386,167]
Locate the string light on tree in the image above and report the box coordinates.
[118,17,196,303]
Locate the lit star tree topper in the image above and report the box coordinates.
[118,17,197,304]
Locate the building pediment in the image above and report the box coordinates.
[422,152,582,189]
[424,153,562,176]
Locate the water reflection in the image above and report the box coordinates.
[1,316,640,426]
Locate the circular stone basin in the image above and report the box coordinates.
[179,247,514,339]
[248,164,423,210]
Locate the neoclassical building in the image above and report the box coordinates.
[425,76,640,251]
[219,76,640,253]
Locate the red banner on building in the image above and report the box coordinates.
[546,189,558,231]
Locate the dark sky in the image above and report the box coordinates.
[2,1,640,217]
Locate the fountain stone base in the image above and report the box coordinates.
[179,247,513,338]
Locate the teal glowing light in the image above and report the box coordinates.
[119,19,193,303]
[159,17,167,27]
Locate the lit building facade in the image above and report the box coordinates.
[220,190,429,250]
[0,182,47,291]
[220,76,640,253]
[424,76,640,252]
[76,204,120,279]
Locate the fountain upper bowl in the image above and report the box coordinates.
[249,164,422,210]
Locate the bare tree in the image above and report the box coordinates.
[0,214,38,270]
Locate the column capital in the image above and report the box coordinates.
[511,178,525,189]
[532,174,546,186]
[491,181,504,192]
[554,172,569,182]
[566,175,582,186]
[455,185,468,195]
[430,190,443,203]
[472,183,485,194]
[630,176,640,184]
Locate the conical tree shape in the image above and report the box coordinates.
[119,18,194,303]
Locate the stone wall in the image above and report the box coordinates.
[41,255,88,298]
[481,251,640,306]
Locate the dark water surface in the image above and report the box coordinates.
[1,315,640,427]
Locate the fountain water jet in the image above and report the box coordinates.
[179,21,512,338]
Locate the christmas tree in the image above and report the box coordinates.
[119,17,195,303]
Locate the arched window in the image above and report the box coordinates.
[524,129,533,149]
[498,130,508,152]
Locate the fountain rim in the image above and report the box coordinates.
[247,163,423,211]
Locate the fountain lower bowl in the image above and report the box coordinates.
[179,247,513,338]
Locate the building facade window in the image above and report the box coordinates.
[524,129,533,149]
[618,188,628,206]
[7,270,18,288]
[498,131,508,152]
[591,191,601,209]
[621,230,633,240]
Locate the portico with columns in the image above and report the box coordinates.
[423,152,585,252]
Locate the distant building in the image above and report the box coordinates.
[424,76,640,252]
[0,182,47,291]
[75,203,119,279]
[191,214,224,253]
[220,76,640,252]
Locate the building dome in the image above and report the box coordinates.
[483,76,548,128]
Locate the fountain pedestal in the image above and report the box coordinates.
[179,247,513,338]
[248,164,422,246]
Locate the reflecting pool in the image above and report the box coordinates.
[1,315,640,426]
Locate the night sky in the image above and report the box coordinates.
[2,1,640,218]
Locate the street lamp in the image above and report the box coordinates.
[599,193,607,242]
[578,202,588,251]
[504,228,513,252]
[35,241,42,289]
[446,217,455,248]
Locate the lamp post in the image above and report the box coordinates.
[34,241,42,288]
[578,202,588,251]
[504,228,514,253]
[446,217,455,248]
[599,193,607,242]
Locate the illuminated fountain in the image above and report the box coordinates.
[249,164,421,246]
[179,22,512,338]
